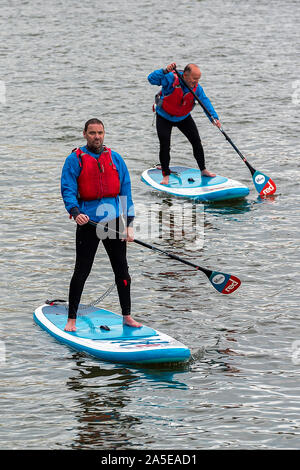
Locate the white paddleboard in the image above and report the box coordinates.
[34,303,191,365]
[141,166,249,201]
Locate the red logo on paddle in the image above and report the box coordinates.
[222,276,241,294]
[260,179,276,197]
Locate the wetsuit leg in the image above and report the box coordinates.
[156,113,174,176]
[176,115,206,171]
[68,223,100,319]
[102,235,131,317]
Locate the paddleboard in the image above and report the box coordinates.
[141,166,249,201]
[34,303,191,365]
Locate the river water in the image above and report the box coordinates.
[1,0,300,450]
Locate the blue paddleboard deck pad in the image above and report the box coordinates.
[34,304,191,364]
[141,166,249,201]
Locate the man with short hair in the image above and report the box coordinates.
[148,62,221,185]
[61,119,142,331]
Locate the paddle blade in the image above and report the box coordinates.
[252,170,276,197]
[209,272,241,294]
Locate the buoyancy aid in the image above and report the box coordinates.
[75,147,121,201]
[156,72,198,117]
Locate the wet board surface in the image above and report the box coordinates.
[141,166,249,201]
[34,303,191,365]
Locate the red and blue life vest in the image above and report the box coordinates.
[157,72,197,117]
[75,147,121,201]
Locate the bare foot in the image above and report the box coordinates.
[123,315,142,328]
[201,169,216,177]
[64,319,76,331]
[160,175,169,185]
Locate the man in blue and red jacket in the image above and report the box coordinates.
[148,62,221,184]
[61,118,142,331]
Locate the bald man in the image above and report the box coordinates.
[148,62,221,184]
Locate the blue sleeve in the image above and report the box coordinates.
[111,152,135,225]
[196,85,219,121]
[60,152,81,214]
[148,68,175,93]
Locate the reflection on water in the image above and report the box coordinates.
[204,197,253,215]
[63,357,189,449]
[66,360,142,449]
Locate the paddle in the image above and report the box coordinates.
[174,68,276,197]
[88,220,241,295]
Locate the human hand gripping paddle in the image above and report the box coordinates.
[88,220,241,295]
[174,69,276,197]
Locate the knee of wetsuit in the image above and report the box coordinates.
[116,275,131,288]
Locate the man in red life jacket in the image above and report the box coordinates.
[61,119,142,331]
[148,63,221,185]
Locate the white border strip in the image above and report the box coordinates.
[34,305,188,354]
[141,169,247,196]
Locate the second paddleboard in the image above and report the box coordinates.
[141,166,249,201]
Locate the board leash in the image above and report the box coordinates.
[45,282,116,313]
[86,282,116,308]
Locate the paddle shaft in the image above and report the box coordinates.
[174,69,256,176]
[88,220,212,277]
[133,237,211,277]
